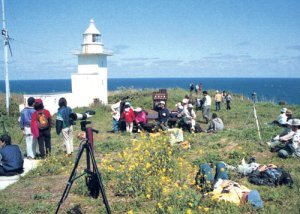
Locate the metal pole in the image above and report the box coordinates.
[253,105,263,145]
[1,0,10,115]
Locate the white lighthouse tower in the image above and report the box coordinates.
[21,20,112,115]
[71,19,112,106]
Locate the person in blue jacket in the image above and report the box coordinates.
[0,134,24,176]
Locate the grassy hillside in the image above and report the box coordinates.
[0,89,299,213]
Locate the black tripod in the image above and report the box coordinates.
[55,120,111,214]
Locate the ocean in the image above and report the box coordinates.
[1,78,299,104]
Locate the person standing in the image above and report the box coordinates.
[120,102,135,133]
[199,83,203,94]
[225,92,232,110]
[111,100,121,133]
[30,99,52,158]
[195,84,199,95]
[0,134,24,176]
[202,91,211,124]
[56,97,73,156]
[214,90,222,111]
[19,97,37,159]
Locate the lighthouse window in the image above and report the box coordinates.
[92,34,98,42]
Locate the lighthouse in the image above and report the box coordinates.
[21,20,112,114]
[71,19,112,105]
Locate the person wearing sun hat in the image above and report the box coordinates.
[134,107,147,132]
[267,119,295,149]
[178,103,197,132]
[120,102,135,133]
[278,118,300,158]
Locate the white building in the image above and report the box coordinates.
[21,20,112,115]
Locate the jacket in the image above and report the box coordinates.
[0,145,24,172]
[20,107,35,128]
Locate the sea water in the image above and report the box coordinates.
[1,78,299,104]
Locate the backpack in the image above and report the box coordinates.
[195,163,214,193]
[248,167,293,187]
[37,110,49,130]
[194,123,202,133]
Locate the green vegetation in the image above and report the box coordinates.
[0,89,299,213]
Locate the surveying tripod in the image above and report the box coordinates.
[55,120,111,214]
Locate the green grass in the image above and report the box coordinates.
[0,89,299,214]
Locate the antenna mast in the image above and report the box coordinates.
[1,0,10,115]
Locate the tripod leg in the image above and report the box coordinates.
[55,144,86,214]
[87,144,111,214]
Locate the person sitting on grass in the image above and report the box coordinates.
[271,108,287,126]
[207,113,224,133]
[0,134,24,176]
[267,119,295,150]
[278,118,300,159]
[178,103,196,132]
[155,101,170,131]
[134,107,147,132]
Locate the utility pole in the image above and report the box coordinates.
[1,0,10,115]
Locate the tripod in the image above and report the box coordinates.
[55,120,111,214]
[244,104,263,145]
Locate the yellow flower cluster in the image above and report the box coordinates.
[99,134,203,212]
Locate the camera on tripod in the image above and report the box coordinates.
[69,110,96,131]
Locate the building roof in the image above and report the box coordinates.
[84,19,101,35]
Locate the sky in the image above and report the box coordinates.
[1,0,300,79]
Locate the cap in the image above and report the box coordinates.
[125,102,131,106]
[135,107,142,112]
[280,108,287,113]
[247,190,263,208]
[285,109,292,115]
[216,90,219,93]
[182,98,188,104]
[188,104,193,108]
[35,98,43,104]
[290,118,300,126]
[160,101,165,105]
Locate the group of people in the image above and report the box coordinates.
[111,90,225,134]
[267,108,299,158]
[189,83,202,95]
[19,97,74,160]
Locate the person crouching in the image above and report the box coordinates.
[0,134,24,176]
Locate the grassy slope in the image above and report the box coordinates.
[0,89,299,214]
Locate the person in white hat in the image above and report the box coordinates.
[155,100,170,131]
[278,118,300,158]
[134,107,146,132]
[267,119,295,149]
[277,108,288,126]
[178,103,197,132]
